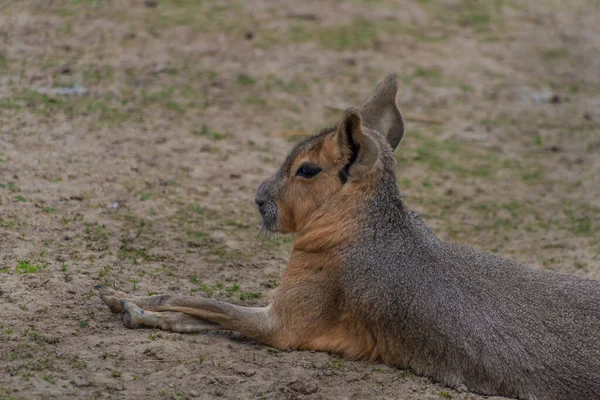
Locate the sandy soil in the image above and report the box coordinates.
[0,0,599,399]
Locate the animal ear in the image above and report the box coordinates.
[335,109,379,182]
[359,73,404,150]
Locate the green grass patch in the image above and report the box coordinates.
[413,67,442,80]
[0,98,22,111]
[244,96,267,106]
[565,208,599,237]
[193,125,227,140]
[83,64,113,85]
[166,101,186,114]
[7,89,130,124]
[190,282,222,297]
[16,259,44,274]
[0,183,20,192]
[13,90,65,115]
[266,76,309,94]
[542,49,568,60]
[143,88,174,104]
[458,13,490,28]
[289,19,379,51]
[401,132,497,179]
[135,1,245,34]
[237,74,256,86]
[239,291,261,300]
[186,230,209,239]
[521,170,543,183]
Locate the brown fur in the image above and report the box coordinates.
[98,74,600,400]
[97,74,411,371]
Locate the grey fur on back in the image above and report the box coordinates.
[342,141,600,399]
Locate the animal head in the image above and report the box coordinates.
[255,74,404,233]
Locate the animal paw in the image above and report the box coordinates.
[96,285,132,314]
[120,300,143,329]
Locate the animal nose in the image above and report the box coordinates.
[255,196,265,209]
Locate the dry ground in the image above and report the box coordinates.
[0,0,599,399]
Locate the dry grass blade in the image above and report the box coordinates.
[325,105,443,124]
[271,130,311,137]
[403,114,444,124]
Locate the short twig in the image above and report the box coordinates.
[271,130,310,138]
[273,110,444,139]
[403,113,444,124]
[325,105,444,124]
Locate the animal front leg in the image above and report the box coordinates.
[97,286,285,348]
[120,301,224,333]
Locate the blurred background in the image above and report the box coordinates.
[0,1,599,399]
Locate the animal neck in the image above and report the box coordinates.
[291,184,373,254]
[361,173,441,250]
[363,172,410,228]
[292,172,410,254]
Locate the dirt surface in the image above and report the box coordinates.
[1,1,599,399]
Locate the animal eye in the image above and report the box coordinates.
[295,164,322,178]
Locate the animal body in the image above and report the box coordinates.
[98,75,600,400]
